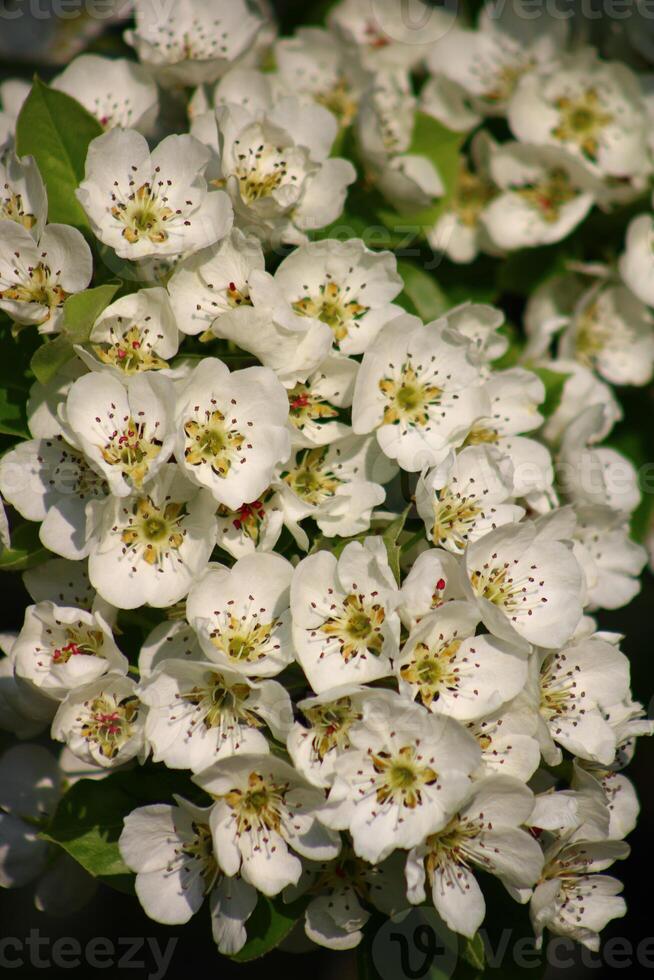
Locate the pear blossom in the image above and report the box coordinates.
[167,229,265,337]
[280,434,396,542]
[63,371,176,497]
[215,94,355,246]
[0,745,61,888]
[77,129,233,260]
[119,797,258,955]
[0,221,92,331]
[426,0,567,116]
[75,287,180,378]
[287,356,359,449]
[0,152,47,238]
[530,838,629,951]
[0,79,30,148]
[291,537,400,693]
[186,553,295,678]
[139,620,204,678]
[0,635,55,739]
[214,486,288,560]
[86,466,217,610]
[416,445,523,554]
[352,314,487,472]
[140,660,292,772]
[51,673,146,768]
[125,0,264,87]
[52,55,158,133]
[194,754,341,895]
[319,693,481,863]
[396,600,528,721]
[538,360,622,447]
[464,517,584,651]
[481,143,597,251]
[0,434,108,559]
[406,776,543,938]
[573,504,646,611]
[12,601,126,704]
[508,50,651,180]
[619,212,654,307]
[27,359,86,440]
[468,701,541,782]
[175,357,291,510]
[272,239,404,356]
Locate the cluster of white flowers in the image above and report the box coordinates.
[0,0,651,966]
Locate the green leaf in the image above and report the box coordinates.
[30,284,119,385]
[0,387,29,438]
[0,522,49,571]
[42,766,206,890]
[530,365,571,420]
[382,505,412,584]
[231,894,309,962]
[15,78,102,232]
[461,933,486,971]
[397,260,449,321]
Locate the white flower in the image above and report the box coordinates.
[0,434,107,559]
[214,486,289,559]
[573,504,646,611]
[352,314,487,472]
[530,838,629,951]
[0,79,30,148]
[77,129,232,260]
[186,553,295,678]
[464,517,584,651]
[560,282,654,387]
[167,229,265,337]
[573,764,640,841]
[51,673,146,768]
[12,601,127,703]
[0,634,54,739]
[140,660,292,772]
[538,359,622,447]
[426,0,567,115]
[175,357,291,510]
[27,359,85,439]
[619,212,654,307]
[125,0,264,87]
[356,70,444,212]
[481,143,597,251]
[76,287,180,378]
[119,797,258,955]
[406,776,543,938]
[329,0,455,71]
[272,239,404,356]
[194,754,341,896]
[215,94,355,246]
[287,355,359,448]
[416,445,523,554]
[63,371,176,497]
[52,55,158,133]
[274,27,368,127]
[319,693,481,863]
[23,558,115,628]
[528,634,630,766]
[468,700,541,782]
[0,745,61,888]
[443,301,508,366]
[291,537,400,693]
[0,152,47,238]
[396,600,529,721]
[139,619,204,678]
[508,50,651,180]
[206,270,333,389]
[280,435,395,542]
[398,548,468,630]
[86,466,217,610]
[0,221,92,331]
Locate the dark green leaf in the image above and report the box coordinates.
[382,505,412,584]
[530,365,570,420]
[0,521,49,571]
[42,766,207,890]
[231,894,309,962]
[397,260,449,321]
[461,933,486,971]
[30,284,119,385]
[15,78,102,232]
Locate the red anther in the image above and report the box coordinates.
[436,578,446,591]
[290,393,311,410]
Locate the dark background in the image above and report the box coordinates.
[0,0,653,977]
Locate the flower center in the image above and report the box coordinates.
[184,408,245,479]
[112,182,174,245]
[516,167,578,223]
[400,637,463,708]
[120,496,186,565]
[223,771,288,836]
[100,418,163,487]
[552,88,613,160]
[283,447,342,505]
[80,693,140,759]
[93,326,168,374]
[315,78,358,128]
[303,696,362,761]
[288,383,339,431]
[431,488,483,551]
[180,822,218,892]
[379,364,441,427]
[453,161,497,228]
[1,190,36,230]
[320,593,385,662]
[1,263,68,320]
[52,627,105,664]
[293,281,368,344]
[210,614,278,665]
[371,745,438,809]
[181,675,260,731]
